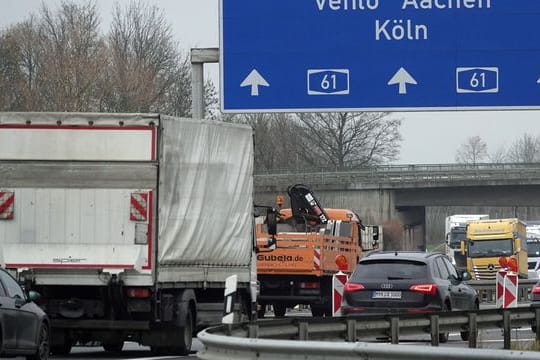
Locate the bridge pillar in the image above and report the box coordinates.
[394,206,426,251]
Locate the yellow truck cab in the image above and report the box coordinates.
[462,218,528,280]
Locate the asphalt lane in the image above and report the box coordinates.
[5,307,538,359]
[3,340,203,360]
[25,327,534,360]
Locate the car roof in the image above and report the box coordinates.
[361,251,444,263]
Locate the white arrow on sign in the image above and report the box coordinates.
[537,77,540,84]
[240,69,269,96]
[387,67,417,95]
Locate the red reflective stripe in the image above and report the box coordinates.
[130,194,147,220]
[0,193,14,216]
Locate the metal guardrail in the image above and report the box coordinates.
[198,307,540,359]
[254,162,540,189]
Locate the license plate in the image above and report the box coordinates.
[372,291,402,299]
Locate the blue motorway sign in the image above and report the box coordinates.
[220,0,540,112]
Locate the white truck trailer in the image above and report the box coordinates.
[445,214,489,270]
[526,222,540,277]
[0,112,256,355]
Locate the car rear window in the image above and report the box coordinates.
[350,260,428,281]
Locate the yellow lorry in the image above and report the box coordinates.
[462,218,528,280]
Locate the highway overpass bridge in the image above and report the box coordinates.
[254,163,540,251]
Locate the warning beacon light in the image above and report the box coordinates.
[498,256,508,269]
[507,257,518,273]
[335,254,348,272]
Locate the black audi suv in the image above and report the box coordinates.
[341,251,478,341]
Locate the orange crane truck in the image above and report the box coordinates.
[256,184,366,317]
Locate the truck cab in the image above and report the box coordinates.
[463,218,528,280]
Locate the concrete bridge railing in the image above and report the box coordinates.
[255,162,540,190]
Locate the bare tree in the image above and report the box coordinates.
[455,136,487,164]
[224,113,301,172]
[103,1,217,115]
[506,133,540,163]
[0,17,43,110]
[0,0,217,115]
[37,1,106,111]
[489,145,507,163]
[0,28,24,110]
[295,112,401,169]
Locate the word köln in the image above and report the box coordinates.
[315,0,492,41]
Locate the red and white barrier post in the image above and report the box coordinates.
[332,271,348,316]
[503,273,518,308]
[496,256,519,309]
[495,269,507,308]
[332,255,349,317]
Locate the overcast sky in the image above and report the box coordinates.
[2,0,539,165]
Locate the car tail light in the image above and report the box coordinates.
[409,284,437,295]
[532,285,540,294]
[126,287,151,298]
[344,282,365,293]
[299,282,320,289]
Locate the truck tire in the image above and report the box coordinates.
[310,304,325,317]
[311,303,331,317]
[273,303,286,317]
[179,309,194,355]
[50,330,72,356]
[150,311,194,356]
[103,341,124,353]
[152,309,194,356]
[169,308,193,355]
[50,342,71,356]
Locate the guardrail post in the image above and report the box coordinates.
[299,322,309,341]
[468,312,478,348]
[346,319,357,342]
[503,310,511,350]
[430,314,439,347]
[248,324,259,339]
[535,307,540,342]
[390,317,399,344]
